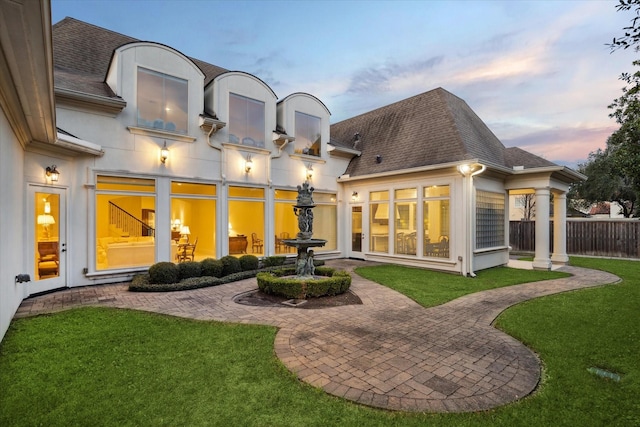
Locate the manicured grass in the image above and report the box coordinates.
[354,264,569,308]
[1,259,638,426]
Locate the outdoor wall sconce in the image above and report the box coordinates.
[306,163,314,180]
[245,155,253,173]
[45,165,60,182]
[160,141,169,164]
[351,191,359,202]
[457,163,486,177]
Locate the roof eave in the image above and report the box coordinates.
[55,87,126,116]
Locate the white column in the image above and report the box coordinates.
[551,192,569,264]
[532,187,552,270]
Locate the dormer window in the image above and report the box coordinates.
[295,111,321,157]
[229,93,265,148]
[137,67,188,133]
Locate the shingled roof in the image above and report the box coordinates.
[331,87,547,177]
[52,17,228,99]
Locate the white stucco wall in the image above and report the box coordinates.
[0,106,26,340]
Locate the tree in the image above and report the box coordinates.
[608,0,640,51]
[569,148,637,217]
[516,194,535,220]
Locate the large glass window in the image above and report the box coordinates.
[274,190,297,254]
[394,188,417,255]
[294,111,321,156]
[313,192,337,251]
[171,182,216,262]
[229,93,265,148]
[229,186,265,256]
[95,176,156,270]
[476,191,505,249]
[137,67,188,133]
[423,185,450,258]
[370,190,389,253]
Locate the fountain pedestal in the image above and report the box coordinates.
[284,181,327,277]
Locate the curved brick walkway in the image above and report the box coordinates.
[14,260,619,413]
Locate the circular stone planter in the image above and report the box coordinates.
[256,267,351,299]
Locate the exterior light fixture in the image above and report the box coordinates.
[45,165,60,182]
[306,163,313,180]
[160,141,169,164]
[245,155,253,173]
[351,191,358,202]
[457,163,486,177]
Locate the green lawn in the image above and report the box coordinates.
[0,259,638,426]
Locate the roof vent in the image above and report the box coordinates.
[376,155,382,163]
[513,165,524,171]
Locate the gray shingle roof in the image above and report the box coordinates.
[52,17,228,98]
[503,146,556,168]
[332,88,518,177]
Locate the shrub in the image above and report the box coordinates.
[201,258,224,278]
[262,256,286,267]
[148,262,179,284]
[239,254,259,271]
[178,261,201,280]
[130,274,222,292]
[221,255,241,276]
[256,267,351,299]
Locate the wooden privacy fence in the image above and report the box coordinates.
[509,219,640,259]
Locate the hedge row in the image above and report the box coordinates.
[256,267,351,299]
[129,255,326,292]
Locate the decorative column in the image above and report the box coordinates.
[551,191,569,264]
[532,187,552,270]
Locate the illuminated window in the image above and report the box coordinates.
[370,190,389,253]
[228,186,265,256]
[394,188,417,255]
[171,181,217,261]
[312,192,337,251]
[95,176,156,270]
[137,68,188,133]
[423,185,450,258]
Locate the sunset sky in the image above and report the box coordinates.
[51,0,638,168]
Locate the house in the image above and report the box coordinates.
[0,1,584,342]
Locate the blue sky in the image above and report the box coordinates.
[51,0,637,168]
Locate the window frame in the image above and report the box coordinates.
[136,67,188,134]
[228,93,266,148]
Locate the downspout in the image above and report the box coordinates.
[458,163,485,277]
[467,165,486,277]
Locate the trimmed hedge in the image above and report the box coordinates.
[148,262,179,284]
[221,255,242,276]
[256,267,351,299]
[178,261,202,280]
[129,256,340,293]
[239,254,259,271]
[261,256,286,267]
[201,258,223,278]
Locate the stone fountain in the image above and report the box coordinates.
[282,181,326,277]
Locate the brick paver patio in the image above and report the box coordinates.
[14,260,619,413]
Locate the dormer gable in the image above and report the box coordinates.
[277,92,331,159]
[106,42,205,140]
